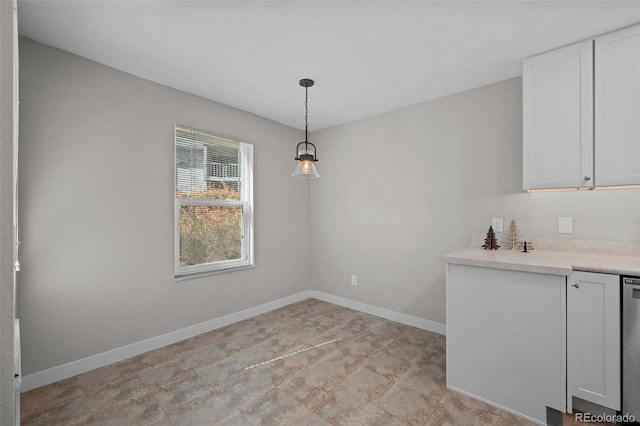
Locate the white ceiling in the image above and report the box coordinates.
[17,1,640,131]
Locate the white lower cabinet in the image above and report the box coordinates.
[446,264,566,424]
[567,271,620,411]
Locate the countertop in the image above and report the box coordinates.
[442,246,640,276]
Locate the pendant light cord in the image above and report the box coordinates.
[304,86,309,146]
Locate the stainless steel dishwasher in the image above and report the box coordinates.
[622,275,640,421]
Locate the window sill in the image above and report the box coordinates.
[175,263,255,282]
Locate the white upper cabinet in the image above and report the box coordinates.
[595,24,640,186]
[523,41,594,190]
[523,24,640,190]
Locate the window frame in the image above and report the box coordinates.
[174,126,254,279]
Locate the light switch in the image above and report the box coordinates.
[492,217,504,233]
[558,217,573,234]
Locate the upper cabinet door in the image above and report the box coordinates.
[523,41,594,190]
[595,24,640,186]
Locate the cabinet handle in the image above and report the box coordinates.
[572,283,579,288]
[583,176,591,181]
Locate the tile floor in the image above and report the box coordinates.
[19,299,606,425]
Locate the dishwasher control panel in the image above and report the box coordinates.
[623,277,640,285]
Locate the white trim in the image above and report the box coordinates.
[21,290,445,392]
[445,263,451,389]
[20,291,313,392]
[307,290,446,335]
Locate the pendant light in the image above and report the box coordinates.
[292,78,320,178]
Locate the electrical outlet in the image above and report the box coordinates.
[351,275,358,286]
[558,217,573,234]
[492,217,504,233]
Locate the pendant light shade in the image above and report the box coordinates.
[292,78,320,178]
[292,143,320,178]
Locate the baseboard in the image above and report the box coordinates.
[308,290,446,335]
[20,291,313,392]
[21,290,445,392]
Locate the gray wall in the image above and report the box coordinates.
[309,78,640,325]
[18,38,310,375]
[1,0,17,422]
[19,38,640,377]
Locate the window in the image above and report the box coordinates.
[175,126,253,278]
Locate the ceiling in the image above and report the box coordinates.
[17,1,640,131]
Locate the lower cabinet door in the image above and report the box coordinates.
[567,271,620,410]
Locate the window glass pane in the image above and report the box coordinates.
[179,205,242,266]
[176,129,241,198]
